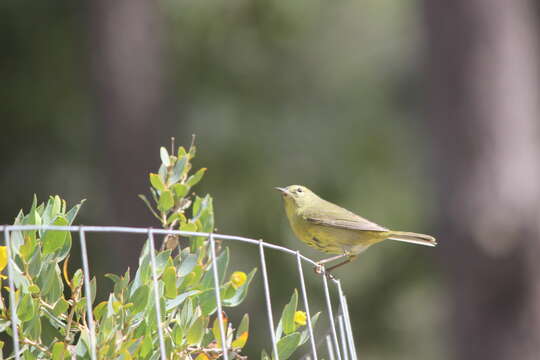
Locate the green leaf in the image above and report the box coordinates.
[158,163,167,183]
[231,314,249,349]
[100,314,116,343]
[131,255,150,294]
[166,211,186,226]
[17,294,35,322]
[90,277,97,304]
[55,231,72,262]
[261,349,271,360]
[172,322,184,345]
[198,289,217,315]
[188,143,197,158]
[25,312,42,341]
[130,285,150,313]
[158,190,174,212]
[28,249,42,278]
[149,173,165,191]
[237,313,249,337]
[177,146,187,158]
[28,204,42,225]
[222,283,236,300]
[140,329,153,358]
[192,196,203,218]
[178,254,198,276]
[281,289,298,335]
[223,268,257,307]
[22,205,40,247]
[104,273,120,284]
[0,319,10,332]
[75,328,90,358]
[52,195,62,215]
[299,312,321,346]
[275,333,301,360]
[19,234,37,261]
[53,298,70,317]
[9,230,24,255]
[42,216,69,255]
[154,250,172,276]
[93,301,107,321]
[52,342,66,360]
[179,299,194,328]
[165,290,199,311]
[212,312,228,347]
[65,200,85,225]
[201,247,229,290]
[9,260,30,291]
[186,316,205,346]
[180,222,197,233]
[41,199,54,229]
[39,264,64,303]
[160,146,170,167]
[172,183,189,198]
[169,156,187,184]
[28,284,40,294]
[186,168,207,187]
[72,269,83,289]
[163,266,177,299]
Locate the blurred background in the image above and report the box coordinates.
[1,0,540,359]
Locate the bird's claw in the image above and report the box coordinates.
[325,272,336,280]
[313,264,324,275]
[313,264,335,279]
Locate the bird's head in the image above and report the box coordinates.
[274,185,316,209]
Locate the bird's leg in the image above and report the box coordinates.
[325,254,357,273]
[313,253,350,274]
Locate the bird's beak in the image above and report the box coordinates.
[274,187,289,195]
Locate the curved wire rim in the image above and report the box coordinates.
[0,224,341,282]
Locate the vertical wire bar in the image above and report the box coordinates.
[148,230,167,360]
[326,335,336,360]
[296,252,318,360]
[259,241,279,360]
[336,280,357,360]
[4,229,21,360]
[338,315,349,360]
[322,273,342,360]
[209,235,229,360]
[343,295,358,360]
[79,228,97,360]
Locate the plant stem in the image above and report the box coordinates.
[21,337,52,356]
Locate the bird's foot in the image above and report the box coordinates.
[313,264,336,279]
[325,271,336,280]
[313,263,324,275]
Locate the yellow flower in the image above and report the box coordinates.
[294,311,307,326]
[0,246,7,273]
[230,271,247,289]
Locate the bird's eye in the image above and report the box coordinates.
[297,188,303,193]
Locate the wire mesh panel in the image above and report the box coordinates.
[0,225,358,360]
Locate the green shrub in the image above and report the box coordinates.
[0,141,317,359]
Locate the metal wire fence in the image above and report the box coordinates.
[0,225,358,360]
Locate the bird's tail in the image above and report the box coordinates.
[387,231,437,247]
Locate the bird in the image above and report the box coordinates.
[275,185,436,275]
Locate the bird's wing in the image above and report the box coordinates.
[303,200,388,232]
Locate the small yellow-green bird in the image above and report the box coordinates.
[275,185,436,273]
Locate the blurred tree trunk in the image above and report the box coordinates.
[86,0,169,270]
[423,1,540,359]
